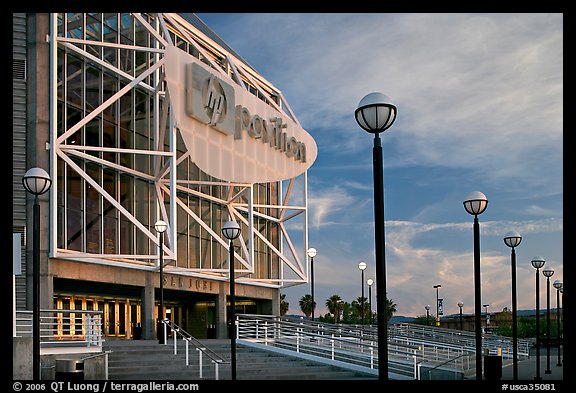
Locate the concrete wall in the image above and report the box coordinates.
[13,337,32,380]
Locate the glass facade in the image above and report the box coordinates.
[52,13,306,286]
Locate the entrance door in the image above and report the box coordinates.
[106,300,128,338]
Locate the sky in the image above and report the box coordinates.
[193,13,564,319]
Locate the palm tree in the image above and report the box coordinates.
[386,297,397,322]
[280,293,289,316]
[325,295,342,323]
[299,294,315,319]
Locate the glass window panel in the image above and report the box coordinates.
[86,13,102,41]
[102,73,117,121]
[120,48,133,74]
[119,13,133,45]
[85,65,101,114]
[84,118,101,158]
[103,169,116,217]
[85,163,100,214]
[119,83,132,130]
[120,127,134,169]
[103,120,116,163]
[120,219,134,255]
[103,46,117,67]
[67,13,83,39]
[67,209,83,251]
[86,213,101,253]
[66,53,83,108]
[189,234,199,268]
[104,216,117,254]
[134,132,150,173]
[119,174,133,211]
[177,232,188,269]
[66,105,82,145]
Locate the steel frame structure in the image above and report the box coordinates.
[48,13,310,289]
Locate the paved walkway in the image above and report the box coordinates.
[500,346,563,381]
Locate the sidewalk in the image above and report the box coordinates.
[500,346,563,381]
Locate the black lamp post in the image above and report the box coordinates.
[434,284,442,327]
[425,305,431,326]
[504,231,522,380]
[22,167,52,380]
[358,261,367,326]
[355,91,397,380]
[155,220,168,344]
[307,248,317,321]
[542,266,554,375]
[222,220,241,380]
[458,301,464,331]
[367,278,374,325]
[553,280,562,367]
[463,191,488,380]
[531,256,545,380]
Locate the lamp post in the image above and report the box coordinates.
[425,305,431,326]
[531,256,546,380]
[358,261,367,326]
[553,280,562,367]
[463,190,488,380]
[155,220,168,344]
[504,230,522,380]
[542,266,554,375]
[458,301,464,331]
[367,278,374,325]
[434,284,442,327]
[355,92,396,380]
[483,304,490,329]
[22,167,52,380]
[222,220,241,380]
[307,248,317,321]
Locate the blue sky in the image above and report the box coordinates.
[194,13,563,318]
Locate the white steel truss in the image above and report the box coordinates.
[48,13,310,288]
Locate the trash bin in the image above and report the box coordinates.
[133,323,142,340]
[484,355,502,380]
[55,359,84,380]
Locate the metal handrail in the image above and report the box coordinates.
[417,352,469,380]
[236,314,420,378]
[15,309,104,350]
[160,319,227,380]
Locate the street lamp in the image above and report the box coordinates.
[553,280,562,367]
[155,220,168,344]
[531,256,546,380]
[22,167,52,380]
[434,284,442,327]
[463,190,488,380]
[483,304,490,329]
[355,92,396,381]
[367,278,374,325]
[307,248,317,321]
[425,305,431,326]
[458,301,464,331]
[358,261,367,326]
[504,230,522,380]
[542,266,554,375]
[222,220,241,380]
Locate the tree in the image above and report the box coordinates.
[280,293,289,316]
[299,294,315,319]
[325,295,343,323]
[386,297,397,323]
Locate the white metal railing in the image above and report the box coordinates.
[160,319,227,380]
[236,314,420,379]
[15,309,103,351]
[236,315,532,380]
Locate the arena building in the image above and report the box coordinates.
[13,13,317,341]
